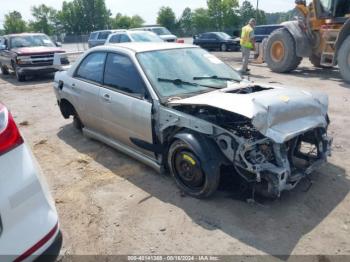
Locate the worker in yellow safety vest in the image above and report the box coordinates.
[239,18,256,74]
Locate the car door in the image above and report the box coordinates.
[100,52,154,156]
[198,34,209,48]
[72,51,106,132]
[207,34,218,49]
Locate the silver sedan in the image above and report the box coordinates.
[53,43,332,199]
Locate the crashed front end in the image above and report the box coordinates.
[163,84,333,198]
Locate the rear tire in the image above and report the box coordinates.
[309,54,332,68]
[168,139,220,198]
[338,35,350,83]
[265,28,302,73]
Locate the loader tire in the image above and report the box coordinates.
[309,54,332,68]
[265,28,302,73]
[338,35,350,83]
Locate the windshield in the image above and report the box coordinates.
[319,0,332,11]
[151,27,172,36]
[130,32,163,42]
[216,32,231,40]
[137,48,242,98]
[10,35,55,48]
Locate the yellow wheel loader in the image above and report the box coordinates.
[264,0,350,82]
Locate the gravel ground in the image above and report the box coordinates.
[0,51,350,260]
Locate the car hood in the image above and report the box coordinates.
[169,83,329,143]
[12,46,65,55]
[159,35,177,40]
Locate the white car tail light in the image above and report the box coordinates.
[0,103,24,156]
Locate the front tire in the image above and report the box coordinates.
[338,35,350,83]
[220,43,227,52]
[14,65,25,82]
[168,139,220,198]
[0,65,9,75]
[265,28,302,73]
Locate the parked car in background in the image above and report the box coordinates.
[0,33,66,82]
[0,102,62,261]
[131,26,177,42]
[254,24,283,43]
[88,30,124,48]
[105,30,163,45]
[193,32,240,52]
[53,43,332,200]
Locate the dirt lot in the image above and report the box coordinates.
[1,51,350,259]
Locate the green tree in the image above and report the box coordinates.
[130,15,144,28]
[3,11,27,34]
[257,10,267,25]
[29,4,59,35]
[112,14,144,29]
[157,6,177,31]
[58,0,111,35]
[178,7,193,36]
[207,0,239,31]
[239,0,255,26]
[192,8,213,34]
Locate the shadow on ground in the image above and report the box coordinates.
[0,72,53,87]
[57,124,349,258]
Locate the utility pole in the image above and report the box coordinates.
[256,0,259,24]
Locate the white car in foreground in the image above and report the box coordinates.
[0,102,61,261]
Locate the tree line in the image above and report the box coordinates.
[1,0,294,37]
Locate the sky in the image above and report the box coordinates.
[0,0,296,29]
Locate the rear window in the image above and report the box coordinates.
[266,26,281,34]
[98,31,111,40]
[109,34,121,43]
[89,32,98,40]
[255,27,266,35]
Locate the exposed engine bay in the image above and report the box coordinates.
[157,83,333,199]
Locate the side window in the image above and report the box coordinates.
[200,34,208,39]
[89,32,98,40]
[120,34,131,43]
[75,52,106,84]
[109,34,121,43]
[103,53,146,96]
[98,31,110,40]
[208,34,216,40]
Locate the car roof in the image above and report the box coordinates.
[4,33,47,37]
[90,29,125,34]
[92,42,197,53]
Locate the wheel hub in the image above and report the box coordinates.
[271,40,285,62]
[174,151,204,189]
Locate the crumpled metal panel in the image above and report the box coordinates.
[169,83,328,143]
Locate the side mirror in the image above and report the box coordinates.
[55,42,62,47]
[0,44,6,50]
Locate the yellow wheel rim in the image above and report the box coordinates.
[271,40,285,63]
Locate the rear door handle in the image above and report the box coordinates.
[102,93,111,102]
[71,83,76,88]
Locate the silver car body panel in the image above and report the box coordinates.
[83,127,160,172]
[53,43,332,198]
[169,82,329,143]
